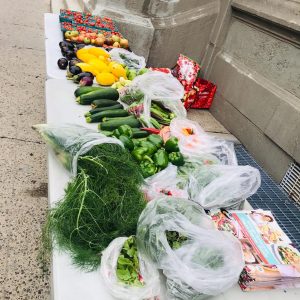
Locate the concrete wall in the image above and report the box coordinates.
[205,0,300,182]
[82,0,220,67]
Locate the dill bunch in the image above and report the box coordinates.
[42,143,146,271]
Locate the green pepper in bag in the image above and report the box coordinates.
[169,152,185,166]
[113,125,133,138]
[153,149,169,170]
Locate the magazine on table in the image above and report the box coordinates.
[210,209,300,291]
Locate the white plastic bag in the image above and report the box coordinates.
[120,71,186,127]
[33,123,123,175]
[143,165,189,201]
[109,48,146,71]
[137,197,244,299]
[188,165,261,210]
[100,237,160,300]
[170,118,237,165]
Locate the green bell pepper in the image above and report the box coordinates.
[131,147,150,162]
[169,152,185,166]
[140,160,157,178]
[164,136,179,153]
[147,134,163,148]
[118,135,134,151]
[113,125,133,138]
[153,149,169,170]
[138,141,157,155]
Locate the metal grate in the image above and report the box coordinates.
[234,145,300,250]
[281,162,300,205]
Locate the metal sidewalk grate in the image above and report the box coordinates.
[281,162,300,205]
[235,144,300,250]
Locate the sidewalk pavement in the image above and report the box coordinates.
[0,1,51,299]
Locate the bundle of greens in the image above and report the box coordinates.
[35,125,146,271]
[136,197,244,299]
[100,236,160,300]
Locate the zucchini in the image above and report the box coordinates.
[99,116,141,131]
[132,130,149,138]
[91,99,118,109]
[74,86,103,97]
[100,130,114,137]
[86,109,129,123]
[84,103,123,117]
[76,88,119,105]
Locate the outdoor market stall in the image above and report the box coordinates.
[42,12,300,300]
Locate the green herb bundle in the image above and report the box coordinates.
[42,143,146,271]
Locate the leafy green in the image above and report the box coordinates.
[116,236,144,286]
[166,231,188,250]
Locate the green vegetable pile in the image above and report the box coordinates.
[116,236,144,286]
[42,143,146,270]
[103,125,185,178]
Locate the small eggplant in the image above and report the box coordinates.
[79,77,93,86]
[69,66,82,75]
[73,72,94,84]
[75,43,85,50]
[69,59,81,68]
[61,46,69,56]
[57,58,68,70]
[65,51,75,60]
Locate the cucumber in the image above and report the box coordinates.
[86,109,129,123]
[76,88,119,105]
[99,116,141,131]
[84,103,123,117]
[91,99,118,109]
[74,86,103,98]
[132,130,149,138]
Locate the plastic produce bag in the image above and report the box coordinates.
[109,48,146,71]
[188,165,261,210]
[137,197,244,299]
[100,237,160,300]
[120,71,186,127]
[170,118,237,165]
[143,165,189,201]
[33,123,123,175]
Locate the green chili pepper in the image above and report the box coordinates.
[153,149,169,170]
[147,134,163,148]
[113,125,133,138]
[169,152,185,166]
[118,135,134,151]
[131,147,150,161]
[138,141,157,155]
[164,136,179,153]
[140,160,157,178]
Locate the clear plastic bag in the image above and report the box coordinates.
[33,123,123,175]
[137,197,244,298]
[100,237,160,300]
[109,48,146,71]
[120,71,186,127]
[170,118,237,165]
[188,165,261,210]
[143,165,189,201]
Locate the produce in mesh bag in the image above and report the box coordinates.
[143,165,189,201]
[120,71,186,128]
[137,197,244,299]
[188,165,261,210]
[32,123,123,175]
[34,124,146,270]
[100,236,160,300]
[109,48,146,71]
[170,118,237,165]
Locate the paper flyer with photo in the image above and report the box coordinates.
[210,210,300,291]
